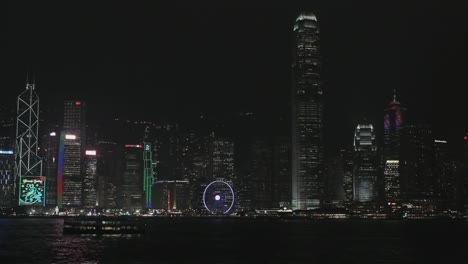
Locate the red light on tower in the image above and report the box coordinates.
[464,136,468,141]
[75,101,81,106]
[125,144,143,148]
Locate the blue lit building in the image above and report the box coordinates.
[0,150,15,208]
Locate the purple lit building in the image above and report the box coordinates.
[383,91,405,202]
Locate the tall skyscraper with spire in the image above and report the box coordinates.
[291,12,324,209]
[16,80,45,206]
[383,90,405,202]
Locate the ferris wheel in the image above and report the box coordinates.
[202,180,235,214]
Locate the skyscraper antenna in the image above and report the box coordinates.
[393,89,397,102]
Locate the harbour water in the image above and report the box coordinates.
[0,217,466,263]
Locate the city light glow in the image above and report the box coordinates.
[85,150,97,156]
[125,144,142,148]
[50,132,56,136]
[65,134,76,140]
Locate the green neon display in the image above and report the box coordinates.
[18,176,46,206]
[143,142,154,208]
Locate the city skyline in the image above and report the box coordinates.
[5,2,467,156]
[2,2,467,213]
[2,3,468,264]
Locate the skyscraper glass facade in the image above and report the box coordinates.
[121,145,143,210]
[353,124,378,202]
[383,92,404,201]
[82,150,97,208]
[58,101,87,208]
[291,12,324,209]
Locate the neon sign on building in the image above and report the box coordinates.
[19,176,46,206]
[143,142,154,208]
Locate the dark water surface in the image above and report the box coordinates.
[0,218,467,263]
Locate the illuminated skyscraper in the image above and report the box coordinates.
[433,139,456,208]
[58,101,87,208]
[340,147,354,203]
[143,142,154,208]
[353,123,378,202]
[399,125,434,200]
[96,141,120,209]
[211,137,235,182]
[16,82,45,207]
[82,150,97,208]
[383,90,404,159]
[250,138,291,209]
[121,144,143,210]
[384,160,400,201]
[42,131,59,207]
[274,138,292,209]
[291,12,324,209]
[0,107,15,208]
[0,150,15,208]
[383,90,405,201]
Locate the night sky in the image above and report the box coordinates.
[5,1,468,154]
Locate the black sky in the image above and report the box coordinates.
[5,1,468,154]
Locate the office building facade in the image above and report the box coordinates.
[353,123,378,202]
[383,91,405,201]
[58,101,86,208]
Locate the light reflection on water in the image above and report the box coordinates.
[0,218,466,263]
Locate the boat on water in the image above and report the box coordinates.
[63,216,145,234]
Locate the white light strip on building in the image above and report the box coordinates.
[65,134,76,140]
[85,150,96,156]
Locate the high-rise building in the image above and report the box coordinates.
[383,91,405,201]
[433,139,456,209]
[42,131,59,207]
[58,101,87,208]
[121,144,143,210]
[63,101,87,145]
[399,125,434,201]
[384,160,400,201]
[58,132,82,207]
[353,123,378,202]
[273,138,291,208]
[0,106,15,208]
[291,12,324,210]
[82,149,98,208]
[96,141,120,209]
[252,140,274,209]
[211,137,235,182]
[339,147,354,204]
[142,142,154,208]
[16,82,45,207]
[250,137,291,209]
[0,150,15,208]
